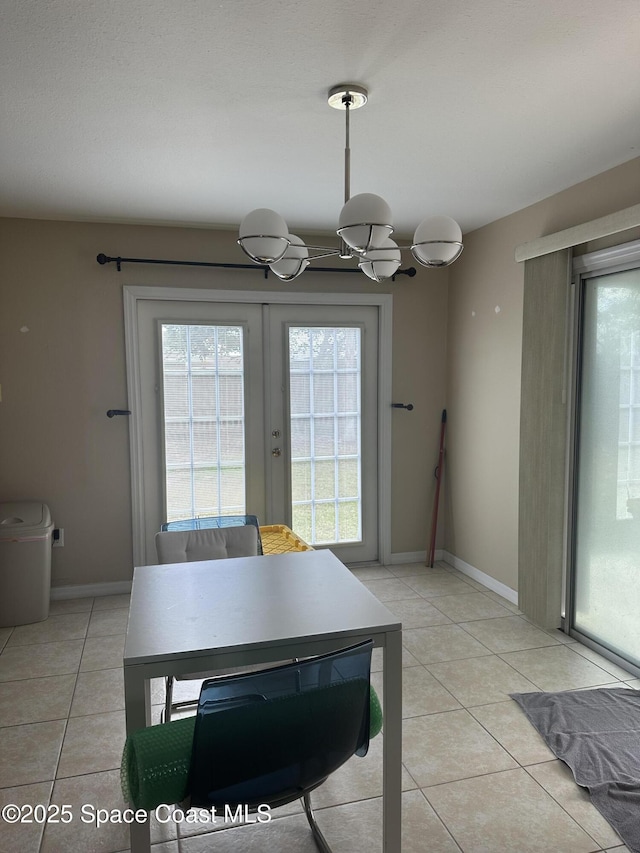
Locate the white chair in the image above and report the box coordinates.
[155,524,259,564]
[154,524,262,721]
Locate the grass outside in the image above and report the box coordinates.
[167,460,360,544]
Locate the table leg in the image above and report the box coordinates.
[124,665,152,853]
[382,629,402,852]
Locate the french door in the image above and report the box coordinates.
[125,288,390,567]
[268,305,378,563]
[567,245,640,672]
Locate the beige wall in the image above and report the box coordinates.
[445,156,640,592]
[3,156,636,592]
[0,218,448,588]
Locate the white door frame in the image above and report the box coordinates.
[123,285,393,567]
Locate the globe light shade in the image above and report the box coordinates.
[411,215,463,267]
[269,234,310,281]
[238,208,289,264]
[358,238,401,282]
[338,193,393,252]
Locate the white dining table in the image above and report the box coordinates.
[123,547,402,852]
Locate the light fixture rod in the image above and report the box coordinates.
[344,93,351,204]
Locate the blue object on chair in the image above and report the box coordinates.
[187,639,374,852]
[160,515,263,554]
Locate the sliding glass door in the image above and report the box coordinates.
[570,261,640,669]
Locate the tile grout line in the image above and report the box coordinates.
[520,763,611,852]
[39,598,99,853]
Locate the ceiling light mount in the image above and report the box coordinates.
[238,84,463,281]
[327,84,368,111]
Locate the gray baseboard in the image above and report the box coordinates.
[50,580,132,600]
[389,549,444,565]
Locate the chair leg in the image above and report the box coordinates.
[302,792,333,853]
[164,675,174,723]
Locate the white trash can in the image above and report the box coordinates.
[0,502,54,627]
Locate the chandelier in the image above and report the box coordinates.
[238,84,463,282]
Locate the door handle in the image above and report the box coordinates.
[272,447,282,457]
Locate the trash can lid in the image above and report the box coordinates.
[0,502,52,537]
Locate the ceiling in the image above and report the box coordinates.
[1,0,639,239]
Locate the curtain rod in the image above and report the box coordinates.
[96,253,417,278]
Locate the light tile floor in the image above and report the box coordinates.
[0,561,636,852]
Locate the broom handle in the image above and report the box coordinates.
[427,409,447,567]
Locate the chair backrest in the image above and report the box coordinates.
[188,639,373,809]
[160,515,263,554]
[155,525,259,564]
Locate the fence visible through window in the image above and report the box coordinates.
[161,324,246,522]
[288,326,362,546]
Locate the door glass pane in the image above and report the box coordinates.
[288,326,362,546]
[573,270,640,667]
[161,324,246,522]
